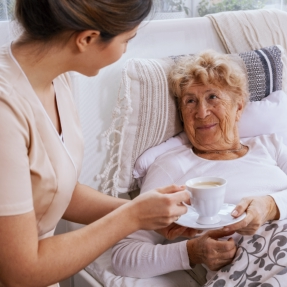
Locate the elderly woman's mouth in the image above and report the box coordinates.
[196,124,217,130]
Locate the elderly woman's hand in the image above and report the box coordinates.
[224,196,280,235]
[156,223,201,240]
[187,229,237,271]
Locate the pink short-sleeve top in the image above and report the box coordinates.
[0,44,84,240]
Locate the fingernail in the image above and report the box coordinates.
[223,227,229,231]
[231,210,238,216]
[180,185,185,189]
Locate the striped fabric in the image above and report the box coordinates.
[239,45,283,101]
[97,57,183,195]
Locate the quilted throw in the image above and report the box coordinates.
[205,219,287,287]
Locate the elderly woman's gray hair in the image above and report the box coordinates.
[168,50,249,107]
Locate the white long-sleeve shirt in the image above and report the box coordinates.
[112,134,287,279]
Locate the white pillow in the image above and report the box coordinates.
[133,90,287,180]
[133,132,189,179]
[238,90,287,140]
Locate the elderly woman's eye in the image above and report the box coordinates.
[186,98,195,104]
[209,94,218,99]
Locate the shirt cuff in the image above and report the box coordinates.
[179,240,192,270]
[268,189,287,220]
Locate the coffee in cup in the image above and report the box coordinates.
[185,176,227,225]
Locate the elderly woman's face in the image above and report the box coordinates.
[180,83,243,149]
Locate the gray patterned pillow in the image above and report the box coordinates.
[230,45,283,101]
[97,45,285,196]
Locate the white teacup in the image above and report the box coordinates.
[185,176,227,225]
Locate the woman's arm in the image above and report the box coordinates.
[62,182,128,224]
[0,185,189,287]
[111,230,191,278]
[64,183,198,238]
[111,227,236,278]
[268,135,287,220]
[225,135,287,235]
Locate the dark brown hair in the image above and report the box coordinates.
[15,0,152,43]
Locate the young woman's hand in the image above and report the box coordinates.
[129,185,190,231]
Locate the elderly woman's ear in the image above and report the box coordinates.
[235,99,244,122]
[179,109,183,122]
[176,98,184,123]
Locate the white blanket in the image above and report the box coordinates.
[206,9,287,53]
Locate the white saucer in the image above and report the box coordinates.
[176,203,246,230]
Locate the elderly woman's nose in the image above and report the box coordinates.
[195,102,210,118]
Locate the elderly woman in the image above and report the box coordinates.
[111,50,287,286]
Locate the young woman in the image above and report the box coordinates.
[0,1,191,286]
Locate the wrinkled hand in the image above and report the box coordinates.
[224,195,280,235]
[156,223,201,240]
[131,185,190,230]
[187,229,236,271]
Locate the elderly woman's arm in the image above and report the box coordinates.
[111,230,191,278]
[112,228,237,277]
[226,135,287,235]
